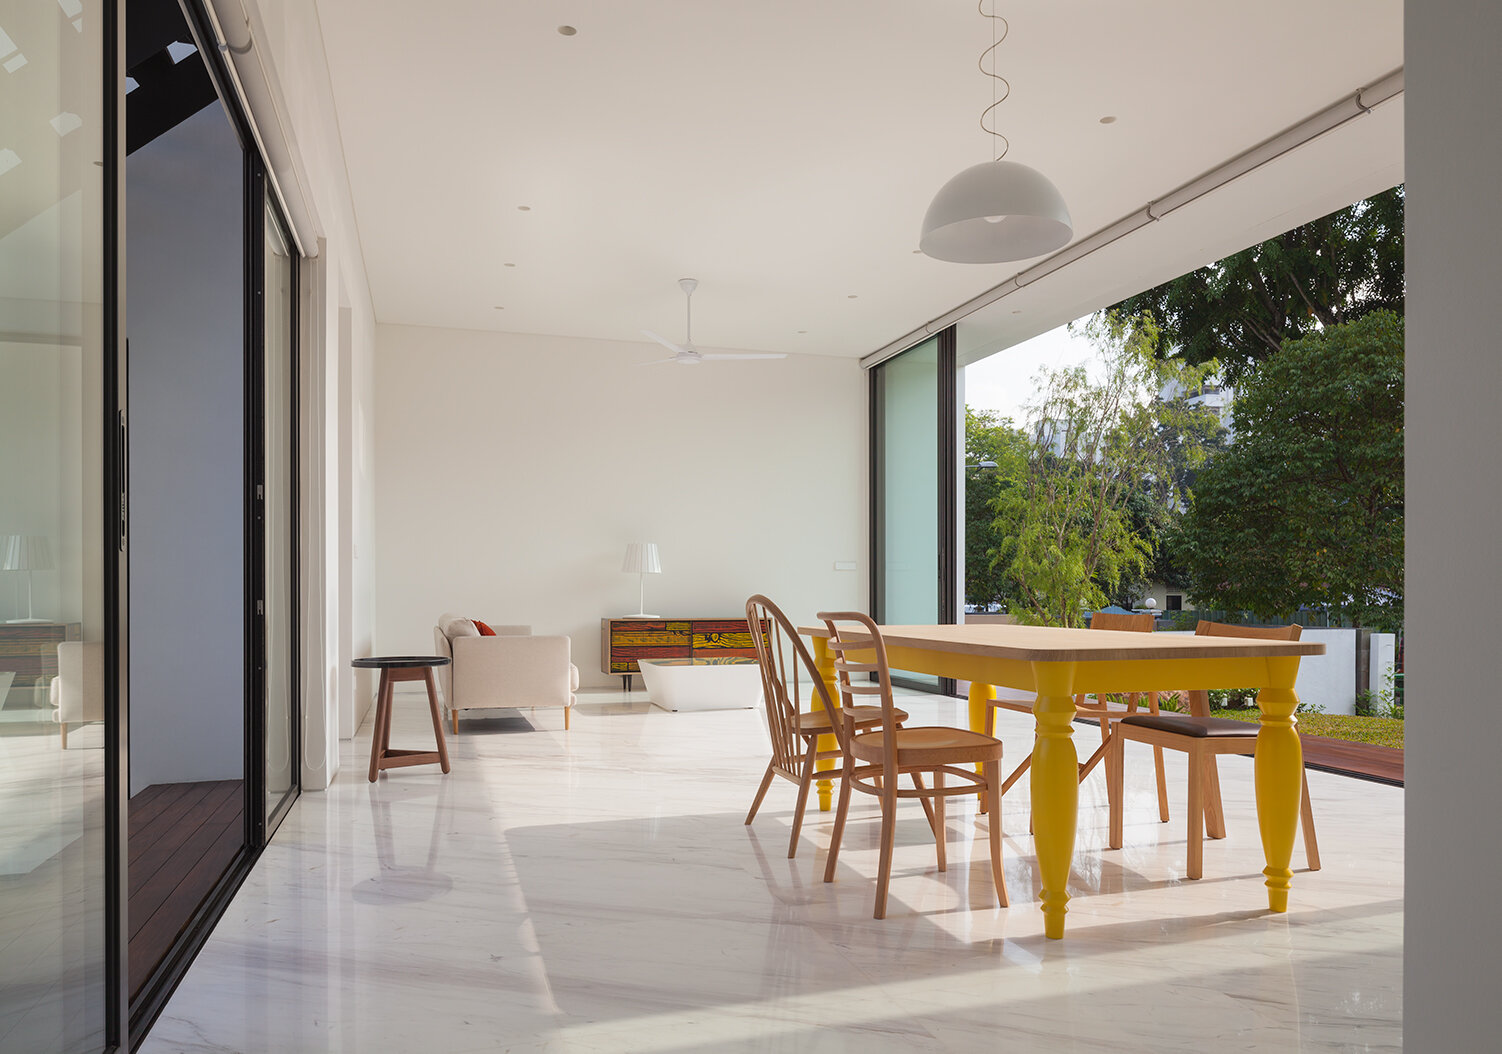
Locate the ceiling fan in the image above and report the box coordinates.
[640,278,786,366]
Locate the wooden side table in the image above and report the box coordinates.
[353,656,452,783]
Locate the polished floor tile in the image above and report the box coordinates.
[141,688,1402,1053]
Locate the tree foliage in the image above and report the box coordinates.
[1172,311,1404,631]
[992,314,1220,627]
[1108,186,1404,384]
[963,408,1029,611]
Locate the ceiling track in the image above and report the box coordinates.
[861,66,1405,370]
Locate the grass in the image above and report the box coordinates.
[1208,708,1406,749]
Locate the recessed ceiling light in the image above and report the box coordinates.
[494,306,505,310]
[557,25,577,36]
[1099,115,1117,124]
[503,262,516,267]
[517,205,531,211]
[1011,309,1021,314]
[847,294,858,299]
[912,249,923,254]
[797,330,807,334]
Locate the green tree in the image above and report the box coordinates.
[1108,187,1404,384]
[1173,311,1404,631]
[963,407,1028,611]
[993,314,1219,627]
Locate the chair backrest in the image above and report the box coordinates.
[1195,620,1302,641]
[1090,610,1155,633]
[745,595,839,770]
[817,611,899,777]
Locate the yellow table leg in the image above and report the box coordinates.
[1030,662,1079,939]
[810,635,840,812]
[1255,658,1304,913]
[969,682,993,802]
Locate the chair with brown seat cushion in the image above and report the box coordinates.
[742,595,917,859]
[819,611,1007,919]
[1107,620,1321,879]
[982,610,1169,825]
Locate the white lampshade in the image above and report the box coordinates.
[920,159,1073,264]
[622,542,661,575]
[2,535,53,572]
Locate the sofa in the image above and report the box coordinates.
[432,614,578,731]
[51,640,104,748]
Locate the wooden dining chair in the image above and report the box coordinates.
[818,611,1008,919]
[1107,620,1321,879]
[743,595,914,859]
[982,611,1169,825]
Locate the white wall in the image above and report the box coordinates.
[373,325,867,687]
[1405,1,1502,1046]
[126,106,246,794]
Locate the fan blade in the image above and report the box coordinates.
[699,352,788,361]
[634,356,679,366]
[642,330,689,355]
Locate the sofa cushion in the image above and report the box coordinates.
[443,616,480,641]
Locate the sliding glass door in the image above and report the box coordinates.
[0,0,113,1048]
[258,193,298,837]
[870,329,958,691]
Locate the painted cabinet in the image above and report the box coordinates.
[600,618,768,676]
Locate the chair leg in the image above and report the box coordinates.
[1203,755,1228,840]
[983,760,1007,907]
[1153,746,1170,823]
[1187,748,1204,880]
[873,776,898,919]
[823,753,856,883]
[787,739,819,859]
[932,768,946,873]
[745,761,776,825]
[1300,770,1321,871]
[1108,729,1125,850]
[909,771,938,837]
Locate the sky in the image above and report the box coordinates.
[962,321,1105,425]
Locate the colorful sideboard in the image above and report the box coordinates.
[600,617,768,681]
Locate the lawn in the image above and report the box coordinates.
[1208,708,1405,749]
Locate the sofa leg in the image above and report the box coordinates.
[59,722,68,749]
[451,709,458,736]
[565,707,571,731]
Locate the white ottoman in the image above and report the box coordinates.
[638,657,763,712]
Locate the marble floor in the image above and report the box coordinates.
[141,687,1403,1053]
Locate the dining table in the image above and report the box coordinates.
[799,622,1324,939]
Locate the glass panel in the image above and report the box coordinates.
[0,0,108,1049]
[874,338,940,687]
[263,200,295,827]
[125,23,247,999]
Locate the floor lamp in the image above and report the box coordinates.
[3,535,53,624]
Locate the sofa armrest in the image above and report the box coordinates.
[451,634,573,709]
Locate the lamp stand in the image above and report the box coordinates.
[626,572,660,620]
[6,569,47,624]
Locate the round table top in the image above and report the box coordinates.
[351,655,451,669]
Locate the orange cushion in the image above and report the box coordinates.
[473,619,497,636]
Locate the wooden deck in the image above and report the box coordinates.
[1299,732,1404,785]
[128,780,245,998]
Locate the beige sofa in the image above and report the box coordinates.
[432,615,578,731]
[51,640,104,748]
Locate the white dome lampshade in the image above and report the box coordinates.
[920,159,1073,264]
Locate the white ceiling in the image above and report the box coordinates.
[313,1,1404,360]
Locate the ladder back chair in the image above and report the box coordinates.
[742,595,912,859]
[982,611,1169,824]
[818,611,1008,920]
[1107,620,1321,879]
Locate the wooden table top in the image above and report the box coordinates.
[798,623,1324,663]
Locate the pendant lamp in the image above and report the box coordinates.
[920,6,1072,264]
